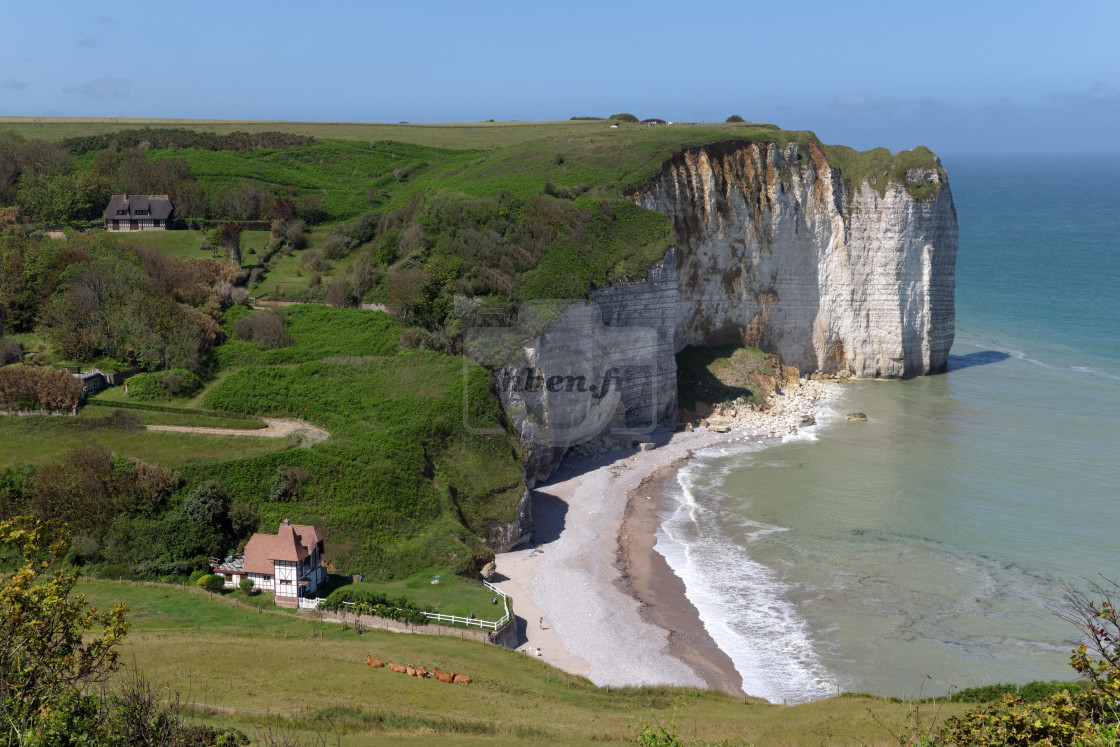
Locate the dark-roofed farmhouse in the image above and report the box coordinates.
[104,194,173,232]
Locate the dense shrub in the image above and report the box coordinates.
[0,339,22,365]
[125,369,203,400]
[60,128,314,155]
[609,113,639,122]
[268,465,309,502]
[0,365,83,411]
[230,310,294,349]
[726,114,746,123]
[321,588,431,624]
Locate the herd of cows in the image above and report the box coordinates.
[366,654,472,684]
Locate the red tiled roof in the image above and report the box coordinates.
[241,521,321,575]
[242,533,278,575]
[271,523,308,562]
[292,524,324,549]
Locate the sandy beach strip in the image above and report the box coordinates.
[490,379,836,696]
[489,427,756,692]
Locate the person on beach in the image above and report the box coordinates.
[539,616,543,630]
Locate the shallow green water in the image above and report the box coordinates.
[657,154,1120,703]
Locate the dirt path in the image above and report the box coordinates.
[143,417,330,443]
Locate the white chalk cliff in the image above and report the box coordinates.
[483,139,957,489]
[631,139,957,378]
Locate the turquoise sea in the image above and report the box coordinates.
[657,154,1120,704]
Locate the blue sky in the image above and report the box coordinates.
[2,0,1117,154]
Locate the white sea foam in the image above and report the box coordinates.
[657,458,835,704]
[1071,365,1120,382]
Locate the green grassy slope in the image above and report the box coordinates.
[189,306,525,579]
[0,413,292,469]
[77,579,968,746]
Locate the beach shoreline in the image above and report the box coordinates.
[490,378,836,698]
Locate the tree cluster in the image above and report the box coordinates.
[1,130,325,226]
[0,364,83,411]
[0,229,236,371]
[60,127,314,156]
[0,449,260,579]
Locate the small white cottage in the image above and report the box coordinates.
[214,519,325,607]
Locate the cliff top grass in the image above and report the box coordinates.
[0,115,945,209]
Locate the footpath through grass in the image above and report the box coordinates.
[77,579,968,745]
[0,412,293,469]
[77,401,267,430]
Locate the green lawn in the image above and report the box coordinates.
[322,569,506,621]
[73,578,964,746]
[0,413,295,469]
[114,229,271,264]
[78,401,266,430]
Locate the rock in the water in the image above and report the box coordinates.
[846,412,868,421]
[638,442,654,451]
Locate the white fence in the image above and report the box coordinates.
[303,579,512,630]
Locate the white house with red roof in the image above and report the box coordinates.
[213,519,325,607]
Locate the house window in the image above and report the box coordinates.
[117,210,127,215]
[280,579,291,585]
[224,574,233,582]
[136,209,149,215]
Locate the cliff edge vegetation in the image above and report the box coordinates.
[0,117,949,583]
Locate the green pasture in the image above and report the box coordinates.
[324,569,505,621]
[77,401,267,430]
[73,579,965,745]
[0,413,294,469]
[113,229,271,264]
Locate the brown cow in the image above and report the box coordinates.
[415,666,429,678]
[432,667,454,683]
[405,664,416,677]
[388,661,407,673]
[366,656,384,668]
[453,673,472,685]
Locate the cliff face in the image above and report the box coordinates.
[485,251,679,487]
[482,140,957,495]
[630,140,958,377]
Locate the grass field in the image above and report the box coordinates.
[111,228,333,299]
[77,401,267,430]
[0,117,743,148]
[0,413,295,469]
[324,569,505,620]
[113,229,271,263]
[73,579,967,746]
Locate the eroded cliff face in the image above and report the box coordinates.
[630,140,957,377]
[482,140,957,498]
[481,252,679,487]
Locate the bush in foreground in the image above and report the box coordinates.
[0,516,249,745]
